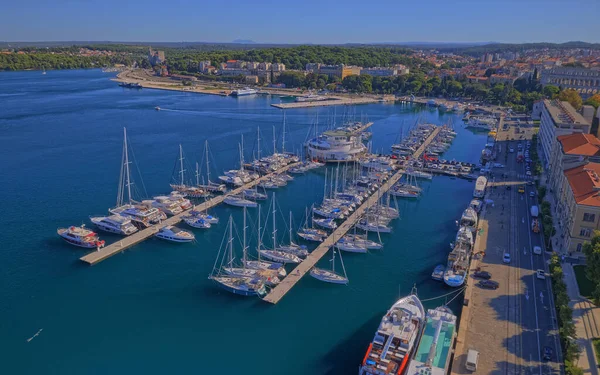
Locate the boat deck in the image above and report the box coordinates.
[79,162,300,265]
[262,127,441,304]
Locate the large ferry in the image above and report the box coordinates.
[406,306,457,375]
[306,129,367,162]
[359,293,425,375]
[230,88,257,96]
[473,176,487,198]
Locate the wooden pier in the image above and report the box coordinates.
[80,162,301,265]
[262,127,442,304]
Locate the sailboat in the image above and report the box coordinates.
[297,206,328,242]
[277,211,309,258]
[198,140,227,193]
[223,194,258,208]
[310,243,348,285]
[221,209,280,286]
[243,205,287,278]
[109,128,167,229]
[209,215,269,297]
[259,193,302,264]
[170,145,207,198]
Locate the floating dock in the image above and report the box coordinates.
[262,127,442,304]
[80,162,300,265]
[271,97,382,109]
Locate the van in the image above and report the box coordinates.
[465,349,479,371]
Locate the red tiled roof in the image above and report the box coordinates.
[558,133,600,156]
[565,163,600,207]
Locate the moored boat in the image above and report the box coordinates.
[90,214,139,235]
[155,226,195,243]
[57,225,105,249]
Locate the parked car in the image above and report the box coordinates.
[473,270,492,280]
[543,346,553,361]
[478,280,500,289]
[503,253,511,263]
[526,171,532,176]
[530,191,535,198]
[533,246,542,255]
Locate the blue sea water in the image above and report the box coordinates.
[0,70,487,374]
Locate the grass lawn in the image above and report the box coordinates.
[574,265,595,299]
[593,338,600,363]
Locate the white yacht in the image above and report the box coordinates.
[230,88,257,96]
[90,215,138,235]
[146,196,183,216]
[359,292,425,375]
[223,195,258,208]
[296,93,328,102]
[57,225,105,249]
[306,129,367,163]
[460,207,478,232]
[155,226,195,243]
[183,215,211,229]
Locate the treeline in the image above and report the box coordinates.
[165,45,420,71]
[449,41,600,56]
[0,53,136,71]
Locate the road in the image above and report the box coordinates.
[494,124,562,374]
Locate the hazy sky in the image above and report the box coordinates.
[1,0,597,44]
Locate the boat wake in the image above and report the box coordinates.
[26,328,43,343]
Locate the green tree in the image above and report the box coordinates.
[558,89,583,110]
[584,93,600,109]
[543,85,560,98]
[583,231,600,304]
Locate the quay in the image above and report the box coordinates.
[263,126,442,304]
[271,97,385,109]
[80,162,301,265]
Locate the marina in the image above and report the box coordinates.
[262,126,441,304]
[1,69,491,375]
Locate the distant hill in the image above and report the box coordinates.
[232,39,256,44]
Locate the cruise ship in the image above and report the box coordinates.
[359,293,425,375]
[230,88,257,96]
[406,307,457,375]
[306,129,367,163]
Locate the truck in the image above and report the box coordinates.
[531,205,539,218]
[532,218,540,233]
[517,150,524,163]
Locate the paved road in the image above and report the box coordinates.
[494,126,562,374]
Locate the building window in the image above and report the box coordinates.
[580,227,592,237]
[583,213,596,223]
[577,243,583,252]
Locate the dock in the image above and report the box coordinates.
[262,126,442,304]
[271,97,383,109]
[80,162,301,265]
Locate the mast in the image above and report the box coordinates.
[272,192,277,250]
[228,216,233,267]
[288,211,293,244]
[257,205,262,260]
[243,206,247,267]
[124,128,132,205]
[323,169,328,200]
[195,162,200,186]
[257,127,261,161]
[282,111,286,153]
[240,135,245,170]
[179,144,185,187]
[272,125,277,155]
[205,140,211,184]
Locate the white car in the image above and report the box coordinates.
[533,246,542,255]
[536,269,546,279]
[526,171,532,176]
[503,253,511,263]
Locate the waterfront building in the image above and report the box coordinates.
[315,64,362,80]
[556,163,600,255]
[360,65,409,77]
[549,133,600,197]
[539,100,590,168]
[541,67,600,98]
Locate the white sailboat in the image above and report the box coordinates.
[170,145,207,198]
[243,205,287,278]
[223,194,258,208]
[310,243,348,285]
[259,193,302,264]
[277,211,309,258]
[198,140,227,193]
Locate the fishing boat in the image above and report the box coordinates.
[155,226,195,243]
[455,225,474,247]
[460,207,478,233]
[443,242,470,287]
[405,306,457,375]
[431,264,445,281]
[310,246,348,284]
[359,291,425,375]
[223,195,258,208]
[57,225,105,249]
[89,214,138,235]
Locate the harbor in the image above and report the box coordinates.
[263,126,441,304]
[1,69,492,375]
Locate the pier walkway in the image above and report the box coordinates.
[80,162,300,265]
[271,97,382,109]
[263,127,441,304]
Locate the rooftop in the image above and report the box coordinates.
[543,100,589,126]
[565,162,600,207]
[558,133,600,156]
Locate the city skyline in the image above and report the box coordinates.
[1,0,597,44]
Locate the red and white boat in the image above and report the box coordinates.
[57,225,105,249]
[359,292,425,375]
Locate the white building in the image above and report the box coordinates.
[539,99,591,169]
[541,67,600,99]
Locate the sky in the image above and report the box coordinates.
[1,0,598,44]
